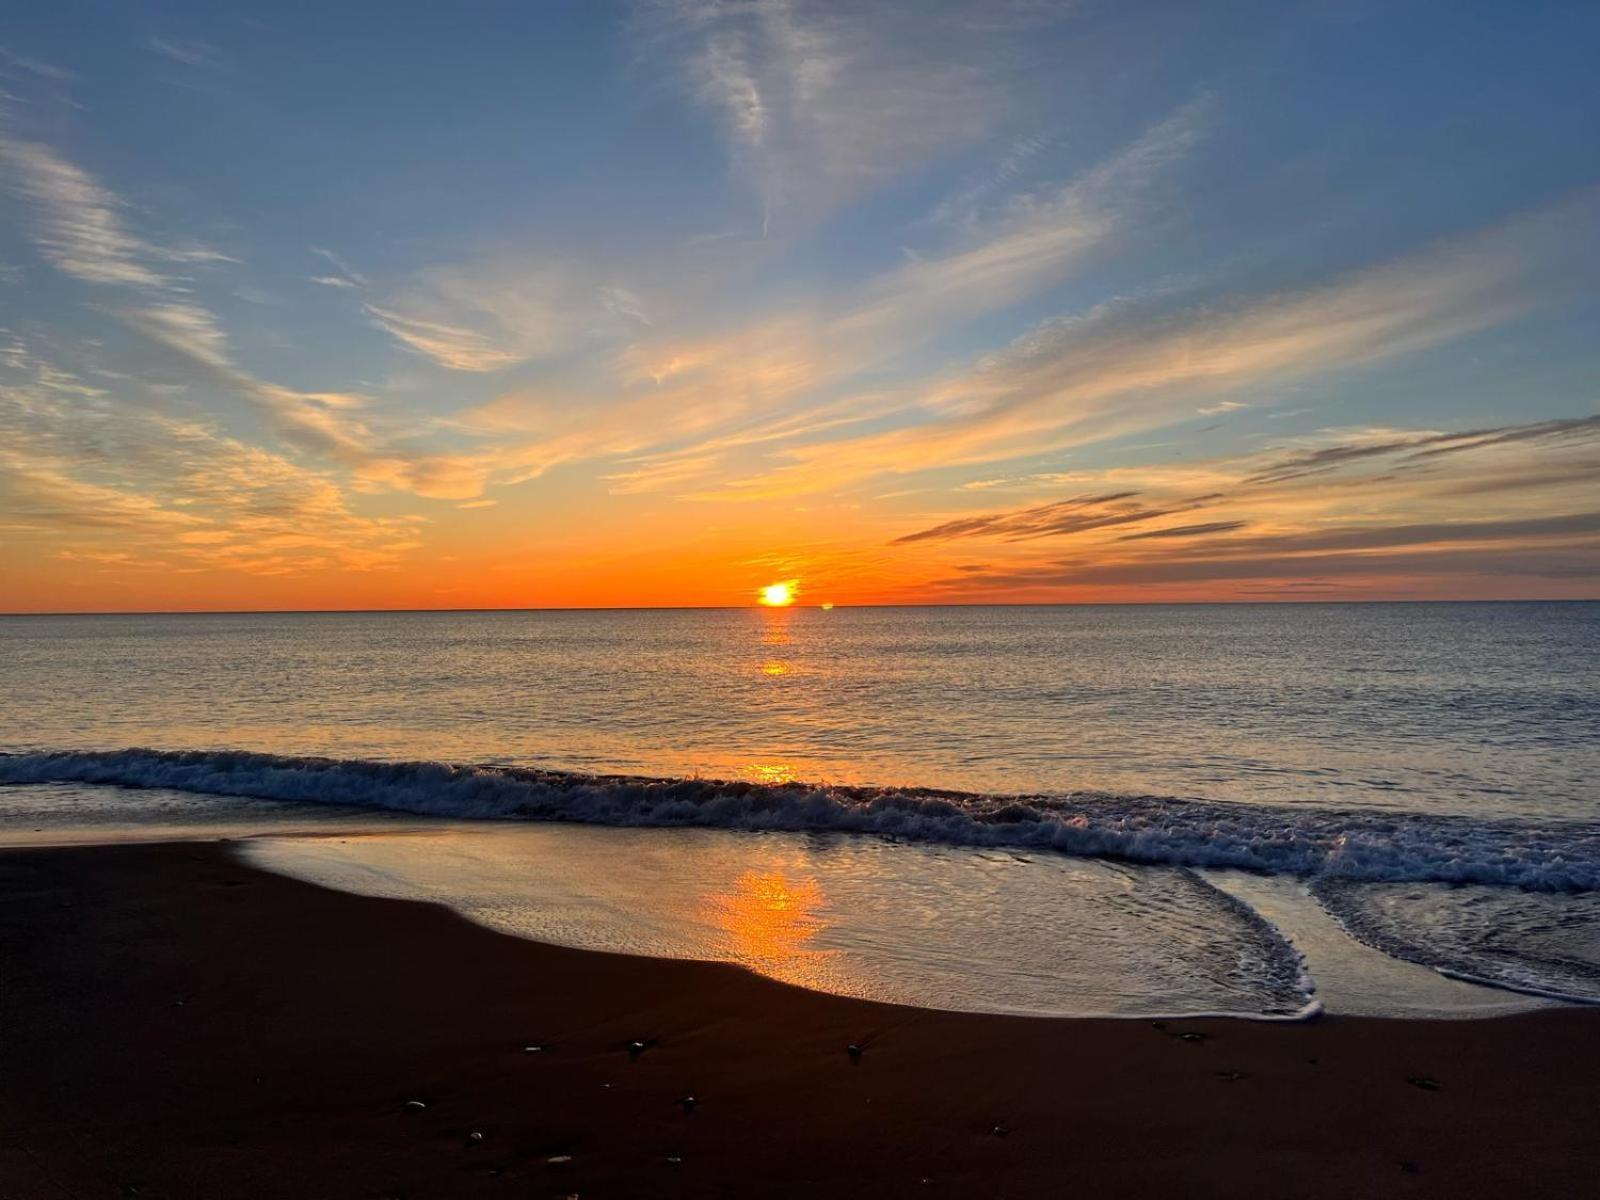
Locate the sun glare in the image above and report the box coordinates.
[759,580,798,607]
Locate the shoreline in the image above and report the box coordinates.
[0,841,1596,1198]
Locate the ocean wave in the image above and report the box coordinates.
[2,748,1597,891]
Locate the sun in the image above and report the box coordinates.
[759,579,798,607]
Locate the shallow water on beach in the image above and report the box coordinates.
[245,824,1316,1019]
[239,823,1558,1019]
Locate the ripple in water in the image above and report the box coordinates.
[1314,879,1600,1003]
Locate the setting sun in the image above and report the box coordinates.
[759,580,798,607]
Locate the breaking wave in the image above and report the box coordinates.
[2,747,1596,892]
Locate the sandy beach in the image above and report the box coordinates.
[0,839,1594,1199]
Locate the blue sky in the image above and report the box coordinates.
[2,1,1597,609]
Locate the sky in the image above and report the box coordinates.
[1,0,1597,611]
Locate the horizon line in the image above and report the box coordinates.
[2,597,1596,618]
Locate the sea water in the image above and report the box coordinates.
[2,603,1596,1015]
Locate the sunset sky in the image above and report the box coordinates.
[2,1,1597,611]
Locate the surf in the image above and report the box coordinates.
[4,746,1596,892]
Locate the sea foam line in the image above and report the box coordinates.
[1,748,1596,892]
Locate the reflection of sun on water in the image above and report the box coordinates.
[760,611,791,647]
[749,762,797,784]
[704,870,826,963]
[761,659,789,676]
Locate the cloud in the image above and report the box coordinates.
[932,542,1600,592]
[894,491,1151,544]
[1118,520,1247,541]
[585,97,1209,492]
[897,414,1600,597]
[146,37,220,68]
[0,134,503,500]
[714,187,1600,499]
[642,0,1033,227]
[0,46,75,83]
[0,131,238,286]
[0,339,421,574]
[117,301,234,369]
[364,303,527,372]
[925,131,1059,232]
[1244,415,1600,484]
[353,256,653,372]
[0,135,169,287]
[309,246,367,286]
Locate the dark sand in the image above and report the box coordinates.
[0,842,1595,1199]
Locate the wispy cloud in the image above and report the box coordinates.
[341,254,653,373]
[1118,520,1247,541]
[572,97,1210,492]
[0,337,420,574]
[0,135,169,286]
[892,490,1220,545]
[642,0,1034,228]
[1245,415,1600,484]
[0,45,75,83]
[309,246,367,286]
[145,37,220,68]
[924,130,1058,230]
[704,187,1600,499]
[0,133,508,502]
[364,303,528,372]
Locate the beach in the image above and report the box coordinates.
[1,839,1595,1200]
[6,0,1598,1191]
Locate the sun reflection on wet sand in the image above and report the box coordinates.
[703,870,829,968]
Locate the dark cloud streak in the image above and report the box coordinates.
[891,490,1226,545]
[1118,520,1246,541]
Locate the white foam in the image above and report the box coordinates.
[3,747,1597,891]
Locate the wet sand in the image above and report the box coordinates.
[0,841,1595,1199]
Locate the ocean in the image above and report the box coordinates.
[2,602,1597,1016]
